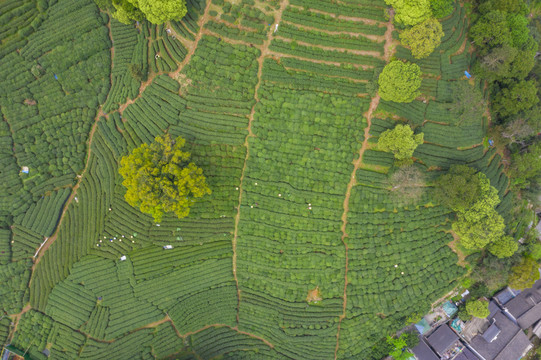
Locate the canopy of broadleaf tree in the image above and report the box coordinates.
[119,134,211,222]
[112,0,187,24]
[466,299,490,319]
[378,61,422,103]
[378,124,424,166]
[508,257,540,290]
[435,165,517,257]
[385,0,432,26]
[400,17,444,59]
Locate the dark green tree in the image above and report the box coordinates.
[492,80,539,117]
[434,165,482,213]
[508,143,541,190]
[429,0,454,18]
[469,11,512,51]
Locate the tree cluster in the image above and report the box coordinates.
[387,0,450,59]
[93,0,187,24]
[434,165,518,257]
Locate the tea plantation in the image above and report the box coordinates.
[0,0,509,359]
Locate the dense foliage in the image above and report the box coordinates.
[400,17,444,58]
[378,124,424,165]
[466,299,490,318]
[119,134,211,222]
[378,61,422,102]
[385,0,432,26]
[508,257,541,290]
[98,0,188,24]
[434,165,482,213]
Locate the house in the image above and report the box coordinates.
[468,302,532,360]
[426,325,459,357]
[411,338,439,360]
[453,347,480,360]
[500,279,541,330]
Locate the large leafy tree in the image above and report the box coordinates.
[453,207,506,249]
[434,165,482,213]
[466,299,490,318]
[108,0,187,24]
[400,17,444,59]
[378,61,422,103]
[492,80,539,118]
[387,335,414,360]
[489,236,519,258]
[469,11,512,51]
[508,257,540,290]
[135,0,187,24]
[451,173,506,250]
[385,0,433,26]
[119,134,211,222]
[377,125,424,165]
[508,143,541,190]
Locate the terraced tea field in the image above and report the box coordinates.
[0,0,509,358]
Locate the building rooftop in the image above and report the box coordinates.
[469,311,532,360]
[453,347,480,360]
[494,287,518,306]
[411,338,439,360]
[426,325,458,356]
[481,323,501,343]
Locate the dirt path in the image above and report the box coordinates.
[31,108,103,271]
[334,11,395,359]
[447,231,468,267]
[7,303,32,342]
[177,324,274,348]
[231,0,290,325]
[169,0,213,80]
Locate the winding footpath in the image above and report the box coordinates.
[231,0,290,325]
[334,10,396,359]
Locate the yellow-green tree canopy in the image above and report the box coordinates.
[112,0,187,24]
[378,124,424,166]
[451,173,506,250]
[508,257,540,290]
[378,61,422,103]
[488,235,519,258]
[119,134,211,222]
[447,171,517,258]
[400,18,444,59]
[466,299,490,318]
[385,0,433,26]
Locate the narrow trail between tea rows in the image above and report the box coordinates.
[232,0,290,325]
[334,10,395,359]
